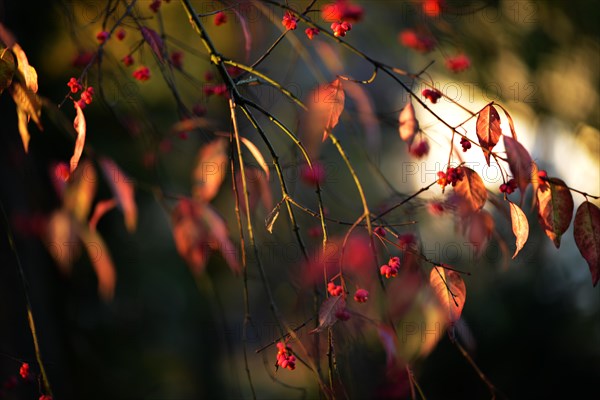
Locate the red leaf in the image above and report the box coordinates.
[503,135,533,202]
[303,78,345,147]
[453,167,487,214]
[536,178,574,248]
[430,267,466,324]
[509,201,529,259]
[64,160,96,224]
[89,198,117,232]
[70,101,86,174]
[240,137,269,180]
[99,158,138,232]
[309,296,346,334]
[573,201,600,286]
[465,210,494,258]
[344,81,381,151]
[203,204,240,274]
[193,138,228,203]
[398,102,418,146]
[79,226,116,301]
[140,26,165,63]
[231,8,252,62]
[496,104,517,140]
[235,167,273,215]
[44,210,79,274]
[476,104,502,165]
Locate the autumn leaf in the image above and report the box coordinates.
[140,26,165,63]
[44,210,79,274]
[99,158,137,232]
[89,199,118,232]
[0,46,15,94]
[573,201,600,286]
[79,225,117,301]
[12,43,38,93]
[70,101,86,173]
[64,160,96,224]
[203,204,240,274]
[504,135,533,203]
[476,104,502,165]
[496,104,517,140]
[309,296,346,334]
[430,267,466,324]
[536,178,574,248]
[303,78,345,150]
[235,167,272,216]
[465,210,494,258]
[193,138,228,203]
[398,102,418,146]
[509,201,529,258]
[344,80,381,151]
[453,167,487,213]
[9,81,42,152]
[377,324,399,368]
[240,136,270,180]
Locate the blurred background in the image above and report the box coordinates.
[1,1,599,399]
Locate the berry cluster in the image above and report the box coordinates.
[499,178,518,194]
[322,0,364,22]
[276,342,296,371]
[437,167,463,187]
[96,31,109,43]
[327,282,344,296]
[335,308,351,320]
[445,54,471,73]
[133,66,151,82]
[380,256,401,279]
[460,137,471,152]
[409,138,430,158]
[67,79,94,109]
[353,288,369,303]
[331,21,352,37]
[305,27,319,40]
[422,88,442,103]
[214,11,227,26]
[399,30,436,53]
[67,77,82,94]
[203,83,228,98]
[282,12,298,30]
[19,363,29,380]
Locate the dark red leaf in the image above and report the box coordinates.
[193,138,228,203]
[99,158,137,232]
[536,178,574,248]
[504,135,533,203]
[476,104,502,165]
[309,296,346,334]
[573,201,600,286]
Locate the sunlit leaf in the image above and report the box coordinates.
[99,158,137,232]
[536,178,574,248]
[70,101,86,173]
[140,26,165,63]
[344,80,381,151]
[573,201,600,286]
[10,81,42,152]
[466,210,494,258]
[476,104,502,165]
[309,296,346,334]
[430,267,466,324]
[240,136,270,180]
[265,203,281,234]
[12,43,38,93]
[509,201,529,258]
[452,167,487,213]
[44,210,79,274]
[203,204,241,274]
[303,78,345,149]
[497,104,517,140]
[504,135,533,203]
[235,167,272,215]
[79,226,116,301]
[193,138,228,203]
[398,102,418,146]
[64,160,96,224]
[0,46,15,94]
[16,108,30,152]
[89,199,118,232]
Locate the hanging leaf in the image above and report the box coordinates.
[476,104,502,165]
[309,296,346,334]
[265,203,281,234]
[140,26,165,63]
[79,226,116,301]
[344,80,381,152]
[235,167,272,215]
[44,210,79,274]
[452,167,487,213]
[0,46,15,94]
[573,201,600,286]
[304,78,345,146]
[70,101,86,173]
[398,102,418,146]
[64,160,96,224]
[203,204,241,274]
[430,267,466,324]
[99,158,138,232]
[9,81,42,152]
[89,199,118,232]
[377,324,399,368]
[240,136,270,180]
[496,103,517,140]
[12,43,38,93]
[503,135,533,203]
[536,178,574,248]
[193,138,228,203]
[509,201,529,259]
[465,210,494,258]
[231,8,252,62]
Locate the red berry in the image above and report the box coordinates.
[133,66,151,82]
[335,308,351,321]
[354,288,369,303]
[214,11,227,26]
[19,363,29,379]
[300,163,326,186]
[122,54,134,67]
[322,1,364,23]
[96,31,109,43]
[149,0,161,13]
[409,138,429,158]
[537,170,548,180]
[460,137,471,152]
[67,77,82,93]
[422,88,442,103]
[423,0,444,17]
[282,12,298,30]
[374,226,386,237]
[327,282,343,296]
[445,54,471,73]
[170,51,184,69]
[305,27,319,40]
[500,183,508,193]
[399,30,436,53]
[331,21,352,37]
[116,28,126,41]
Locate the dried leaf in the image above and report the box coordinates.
[16,108,30,152]
[44,210,79,274]
[503,135,533,203]
[496,104,517,140]
[240,136,270,180]
[10,81,42,152]
[203,204,241,274]
[304,78,345,145]
[309,296,346,334]
[0,46,15,94]
[79,226,116,301]
[573,201,600,286]
[193,138,228,203]
[536,178,574,248]
[89,198,118,232]
[509,201,529,258]
[430,267,466,324]
[140,26,165,63]
[398,102,418,146]
[466,210,494,258]
[476,104,502,165]
[70,101,86,173]
[99,158,137,232]
[12,43,38,93]
[265,203,281,234]
[453,167,487,214]
[64,160,96,224]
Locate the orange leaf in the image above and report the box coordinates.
[70,101,86,173]
[503,135,533,203]
[235,167,273,215]
[398,102,418,146]
[453,167,487,214]
[89,198,118,232]
[344,81,381,151]
[203,204,241,274]
[240,136,270,180]
[309,296,346,334]
[465,210,494,258]
[303,78,345,149]
[509,201,529,259]
[44,210,79,274]
[64,160,96,224]
[193,138,228,203]
[536,178,574,248]
[79,227,116,301]
[430,267,466,324]
[573,201,600,286]
[12,43,38,93]
[99,158,138,232]
[476,104,502,165]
